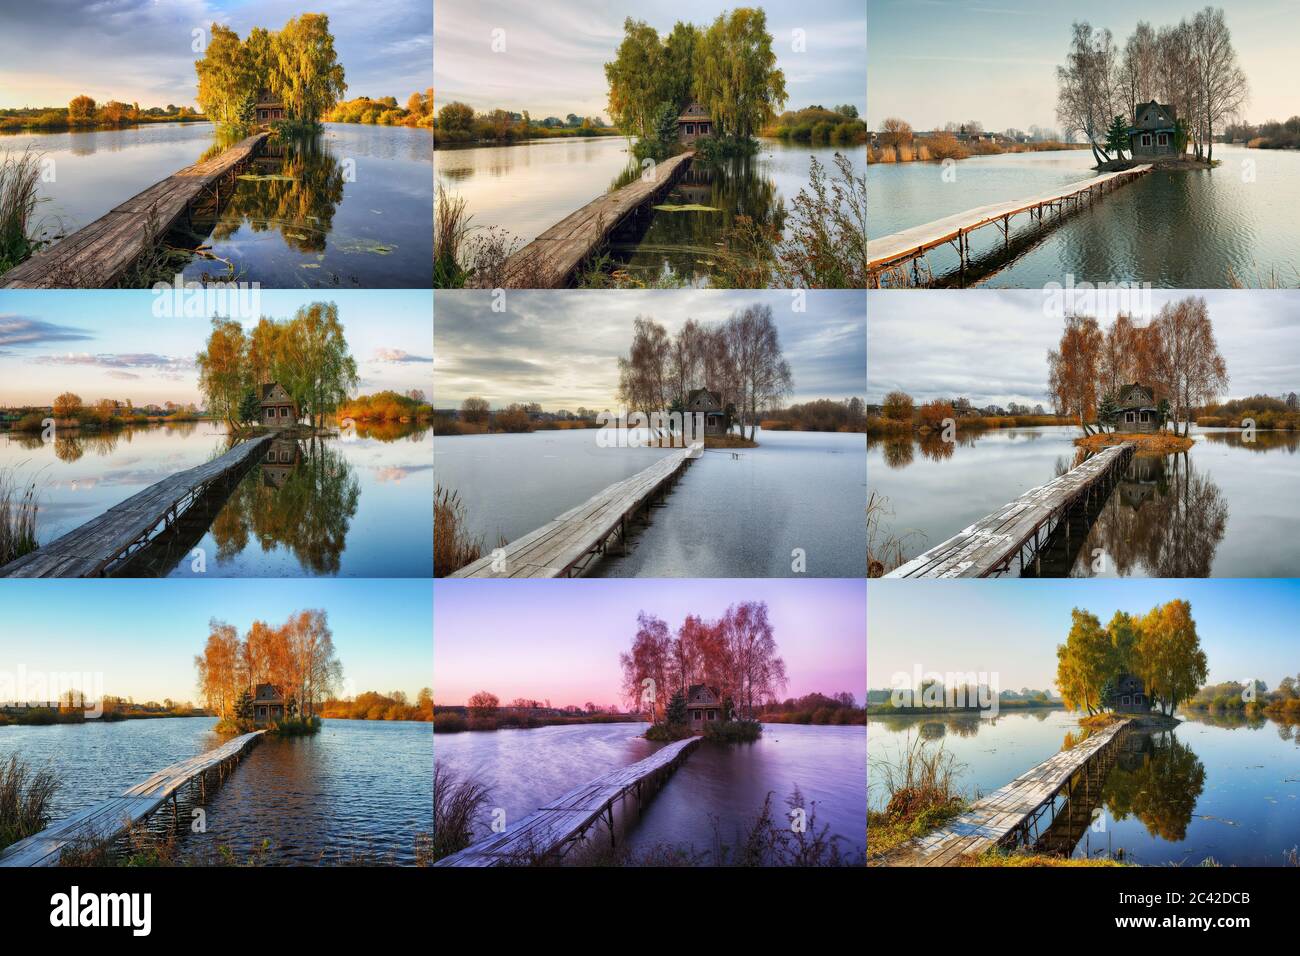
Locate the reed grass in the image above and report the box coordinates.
[867,735,965,861]
[0,466,40,567]
[433,484,491,576]
[0,754,60,851]
[432,763,491,862]
[0,146,50,273]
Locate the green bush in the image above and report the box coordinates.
[271,715,321,736]
[433,712,468,733]
[645,721,692,741]
[703,718,762,742]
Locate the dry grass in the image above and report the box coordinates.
[0,466,40,568]
[432,763,491,862]
[1074,431,1194,454]
[703,434,758,449]
[867,490,920,577]
[0,754,59,851]
[962,848,1129,867]
[434,483,495,576]
[0,146,50,273]
[867,735,965,862]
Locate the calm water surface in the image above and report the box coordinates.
[435,722,866,861]
[3,122,433,286]
[0,421,433,576]
[867,425,1300,576]
[0,717,431,865]
[867,145,1300,287]
[436,428,866,576]
[869,709,1300,865]
[436,137,867,285]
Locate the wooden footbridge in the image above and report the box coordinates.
[1,131,269,288]
[881,719,1131,866]
[867,164,1152,286]
[437,736,701,866]
[0,730,265,867]
[471,150,695,288]
[450,440,703,578]
[0,433,272,577]
[885,441,1135,578]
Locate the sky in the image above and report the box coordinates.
[868,579,1300,694]
[866,289,1300,407]
[0,290,433,407]
[0,0,432,110]
[867,0,1298,132]
[434,290,866,410]
[0,579,431,704]
[433,578,866,709]
[433,0,867,121]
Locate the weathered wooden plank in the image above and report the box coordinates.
[867,164,1153,275]
[1,132,269,289]
[0,434,273,577]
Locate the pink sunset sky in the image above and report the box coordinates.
[433,579,865,710]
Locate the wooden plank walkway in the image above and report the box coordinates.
[883,719,1131,866]
[1,131,269,288]
[867,164,1152,285]
[0,433,273,577]
[450,440,703,578]
[436,736,701,866]
[0,730,265,867]
[473,150,695,288]
[885,442,1135,578]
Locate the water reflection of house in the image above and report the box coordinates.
[259,382,299,429]
[685,388,728,436]
[1105,673,1148,713]
[675,165,715,204]
[261,437,303,489]
[686,684,722,733]
[253,683,286,725]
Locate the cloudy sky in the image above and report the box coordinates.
[0,290,432,406]
[868,0,1297,131]
[868,579,1300,693]
[434,290,865,411]
[0,0,432,110]
[434,0,866,122]
[1,579,430,704]
[435,578,865,707]
[867,290,1300,408]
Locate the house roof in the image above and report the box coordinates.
[1133,100,1176,130]
[677,102,710,122]
[1116,383,1156,409]
[260,382,294,405]
[686,684,720,705]
[253,683,285,703]
[685,388,723,411]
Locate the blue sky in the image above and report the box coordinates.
[434,0,866,121]
[868,579,1300,692]
[0,0,432,110]
[0,290,433,406]
[0,579,432,703]
[868,0,1296,131]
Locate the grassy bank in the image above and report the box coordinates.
[0,755,59,852]
[0,707,202,726]
[869,137,1085,164]
[1074,431,1194,454]
[867,413,1068,438]
[433,710,638,733]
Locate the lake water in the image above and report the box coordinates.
[434,722,866,863]
[0,421,433,577]
[0,717,431,865]
[867,425,1300,576]
[867,145,1300,287]
[435,427,866,577]
[436,136,868,285]
[868,709,1300,866]
[1,121,433,287]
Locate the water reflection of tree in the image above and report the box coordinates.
[1079,452,1227,577]
[351,421,430,443]
[1102,731,1205,842]
[1198,430,1300,454]
[210,438,360,574]
[208,135,345,253]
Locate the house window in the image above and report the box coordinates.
[685,124,694,135]
[1125,411,1135,422]
[280,406,288,418]
[1121,696,1131,706]
[266,409,274,422]
[1141,133,1152,147]
[1157,133,1169,146]
[1140,411,1150,422]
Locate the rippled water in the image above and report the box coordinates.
[0,421,433,576]
[0,717,431,865]
[867,425,1300,576]
[867,145,1300,287]
[435,722,866,861]
[869,709,1300,865]
[435,428,866,577]
[3,122,433,287]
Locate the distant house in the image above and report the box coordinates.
[1130,101,1178,158]
[677,102,712,144]
[259,382,298,429]
[1115,383,1159,432]
[685,388,728,436]
[255,90,284,124]
[1105,673,1148,713]
[252,683,286,725]
[685,684,723,733]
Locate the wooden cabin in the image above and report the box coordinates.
[685,388,728,436]
[677,102,712,144]
[259,382,298,429]
[686,684,722,733]
[1129,101,1177,158]
[255,91,285,124]
[1115,383,1159,433]
[1104,673,1148,714]
[252,683,286,725]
